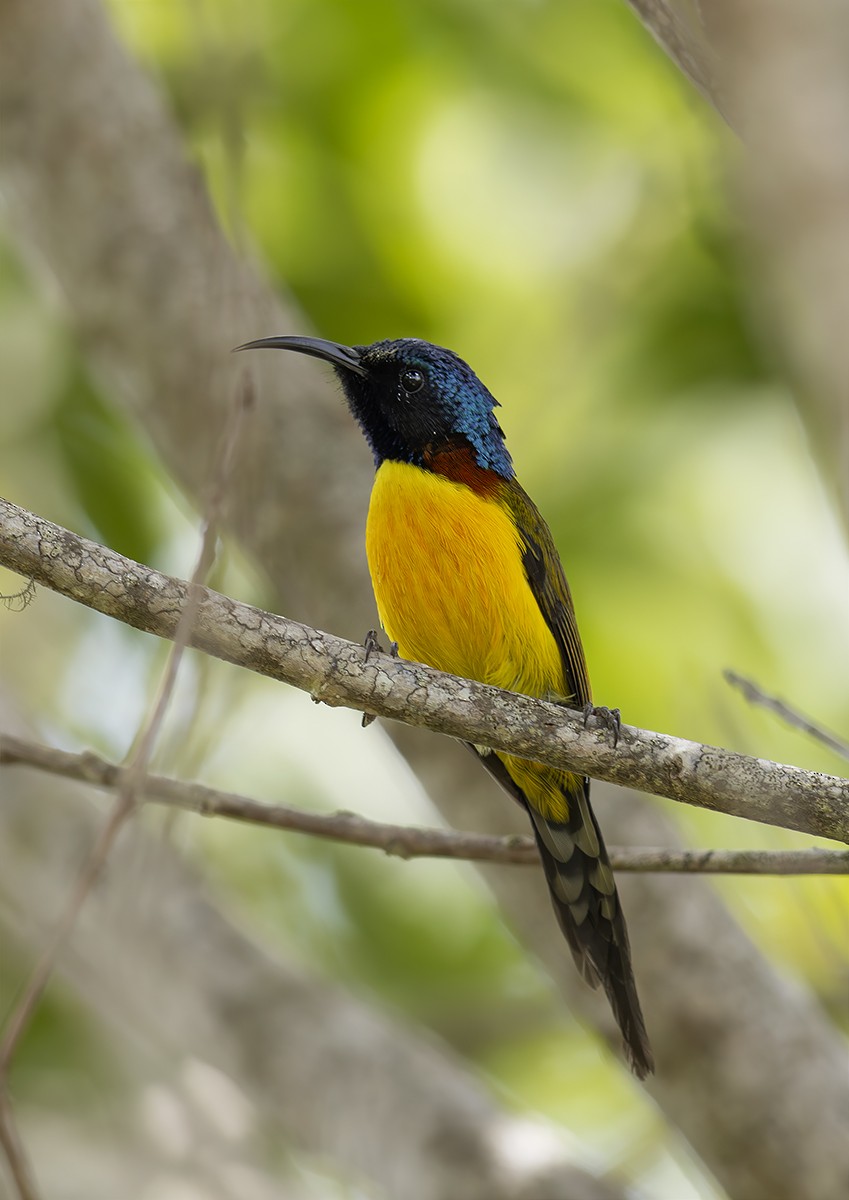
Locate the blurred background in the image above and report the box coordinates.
[0,2,847,1199]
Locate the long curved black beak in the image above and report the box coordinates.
[233,334,368,377]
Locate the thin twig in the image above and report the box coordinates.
[725,670,849,763]
[0,792,137,1076]
[0,375,251,1199]
[0,1095,38,1200]
[0,578,35,612]
[0,497,847,845]
[2,735,847,875]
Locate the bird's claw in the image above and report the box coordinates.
[583,703,622,749]
[363,629,382,662]
[363,629,399,661]
[361,631,399,727]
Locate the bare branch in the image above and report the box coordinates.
[0,578,35,613]
[0,383,249,1199]
[0,1095,38,1200]
[3,734,847,877]
[0,737,627,1200]
[725,670,849,763]
[0,497,846,847]
[621,4,849,526]
[624,1,726,116]
[0,7,846,1193]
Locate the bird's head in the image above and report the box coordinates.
[236,334,514,478]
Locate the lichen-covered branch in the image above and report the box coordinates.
[1,6,847,1195]
[2,496,847,845]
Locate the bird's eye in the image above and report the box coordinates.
[400,368,424,393]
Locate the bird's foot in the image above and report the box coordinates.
[582,703,622,748]
[363,629,382,662]
[361,631,399,727]
[362,629,399,662]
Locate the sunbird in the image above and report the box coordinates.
[238,334,653,1077]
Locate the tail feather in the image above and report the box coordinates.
[527,783,654,1079]
[466,744,653,1077]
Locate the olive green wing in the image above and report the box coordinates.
[489,480,653,1076]
[500,478,591,709]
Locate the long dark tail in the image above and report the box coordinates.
[467,745,653,1076]
[527,778,654,1078]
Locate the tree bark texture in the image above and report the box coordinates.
[0,3,847,1198]
[1,497,847,844]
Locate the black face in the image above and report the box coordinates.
[235,334,513,476]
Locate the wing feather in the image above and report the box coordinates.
[499,480,591,708]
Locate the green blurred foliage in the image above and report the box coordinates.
[52,360,162,565]
[2,951,123,1109]
[1,1,847,1196]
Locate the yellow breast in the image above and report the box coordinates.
[365,460,565,699]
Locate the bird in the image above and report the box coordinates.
[236,333,654,1078]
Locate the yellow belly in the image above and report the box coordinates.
[368,459,583,822]
[366,460,565,700]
